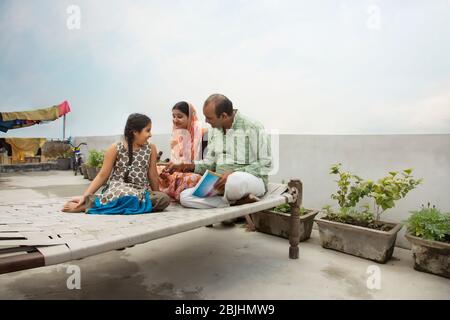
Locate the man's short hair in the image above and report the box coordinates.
[204,94,233,117]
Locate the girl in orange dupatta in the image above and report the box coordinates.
[158,102,203,201]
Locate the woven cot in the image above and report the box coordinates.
[0,181,303,275]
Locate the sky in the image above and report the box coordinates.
[0,0,449,138]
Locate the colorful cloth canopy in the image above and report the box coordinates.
[0,101,71,133]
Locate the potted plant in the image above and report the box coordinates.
[315,163,422,263]
[94,150,104,176]
[86,150,104,181]
[41,141,70,169]
[405,203,450,278]
[251,203,319,241]
[81,163,89,179]
[56,149,73,170]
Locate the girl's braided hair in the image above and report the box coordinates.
[123,113,151,183]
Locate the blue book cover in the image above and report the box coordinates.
[192,170,222,197]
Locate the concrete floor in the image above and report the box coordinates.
[0,171,449,300]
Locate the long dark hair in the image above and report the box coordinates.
[123,113,151,183]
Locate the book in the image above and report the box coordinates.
[192,170,222,197]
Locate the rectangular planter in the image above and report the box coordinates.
[405,233,450,279]
[251,209,319,242]
[315,217,403,263]
[86,166,99,181]
[56,158,71,170]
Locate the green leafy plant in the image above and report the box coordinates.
[330,163,373,208]
[322,203,384,229]
[406,203,450,243]
[371,169,423,221]
[87,150,104,168]
[272,203,307,216]
[325,164,423,227]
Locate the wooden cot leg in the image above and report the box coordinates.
[244,214,256,231]
[288,179,303,259]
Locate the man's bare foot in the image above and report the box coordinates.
[61,201,85,213]
[231,194,261,206]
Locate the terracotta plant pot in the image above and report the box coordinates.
[251,209,319,242]
[315,217,403,263]
[405,233,450,279]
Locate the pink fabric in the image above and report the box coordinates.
[158,169,202,201]
[170,103,203,164]
[58,100,71,117]
[158,103,203,201]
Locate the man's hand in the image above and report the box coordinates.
[164,162,195,174]
[164,162,181,174]
[214,171,233,193]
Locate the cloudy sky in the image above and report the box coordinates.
[0,0,449,138]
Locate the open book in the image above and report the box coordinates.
[192,170,222,197]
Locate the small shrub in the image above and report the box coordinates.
[272,203,307,216]
[406,203,450,243]
[329,164,373,208]
[371,169,423,221]
[321,204,392,230]
[87,150,104,168]
[328,163,422,223]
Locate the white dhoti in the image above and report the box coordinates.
[180,171,266,209]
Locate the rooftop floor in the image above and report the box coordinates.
[0,171,448,299]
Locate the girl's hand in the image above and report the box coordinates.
[159,171,170,180]
[162,162,172,173]
[67,196,84,204]
[73,195,86,208]
[165,162,183,173]
[62,195,87,213]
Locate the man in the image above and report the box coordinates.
[166,93,272,209]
